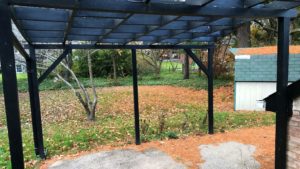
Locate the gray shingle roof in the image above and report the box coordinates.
[235,54,300,82]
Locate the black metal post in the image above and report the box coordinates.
[27,46,46,159]
[275,17,290,169]
[131,48,141,145]
[208,47,214,134]
[0,0,24,168]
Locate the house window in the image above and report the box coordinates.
[16,65,22,73]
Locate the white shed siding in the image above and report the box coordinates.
[235,82,277,111]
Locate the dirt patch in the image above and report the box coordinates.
[40,126,275,169]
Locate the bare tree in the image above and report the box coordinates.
[111,54,117,80]
[168,60,179,72]
[164,50,179,73]
[38,50,98,121]
[140,49,169,76]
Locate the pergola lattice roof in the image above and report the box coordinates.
[9,0,300,45]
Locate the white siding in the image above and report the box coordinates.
[235,82,277,111]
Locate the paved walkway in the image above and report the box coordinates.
[48,142,260,169]
[49,149,186,169]
[199,142,260,169]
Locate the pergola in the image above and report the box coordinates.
[0,0,299,169]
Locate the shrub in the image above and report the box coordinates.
[72,49,132,78]
[165,131,179,139]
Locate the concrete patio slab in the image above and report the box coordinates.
[199,141,260,169]
[48,149,186,169]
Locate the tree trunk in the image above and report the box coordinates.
[88,110,96,121]
[183,54,189,79]
[237,23,251,47]
[112,55,117,80]
[63,52,73,81]
[154,66,160,76]
[87,51,97,121]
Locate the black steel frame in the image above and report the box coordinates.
[38,48,71,84]
[131,48,141,145]
[0,1,296,169]
[26,45,46,159]
[275,17,291,169]
[0,1,24,168]
[184,48,214,134]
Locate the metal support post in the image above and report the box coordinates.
[275,17,290,169]
[0,0,24,168]
[27,46,46,159]
[131,49,141,145]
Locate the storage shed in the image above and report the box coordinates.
[232,46,300,111]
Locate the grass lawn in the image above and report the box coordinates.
[0,62,230,93]
[0,73,28,80]
[0,66,274,169]
[0,85,275,169]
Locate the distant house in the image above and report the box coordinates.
[0,50,26,73]
[231,46,300,111]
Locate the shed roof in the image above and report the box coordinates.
[9,0,300,45]
[235,53,300,82]
[231,46,300,55]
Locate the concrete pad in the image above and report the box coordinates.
[48,149,186,169]
[199,142,260,169]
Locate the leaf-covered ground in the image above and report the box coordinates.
[0,85,275,168]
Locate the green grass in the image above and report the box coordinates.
[0,110,275,169]
[0,63,270,168]
[0,73,27,81]
[0,64,231,94]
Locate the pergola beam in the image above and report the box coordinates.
[184,48,214,134]
[63,1,79,44]
[38,48,70,84]
[185,0,214,6]
[9,0,298,18]
[97,13,134,44]
[10,7,32,44]
[184,49,208,76]
[127,15,181,44]
[12,33,31,60]
[27,44,213,50]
